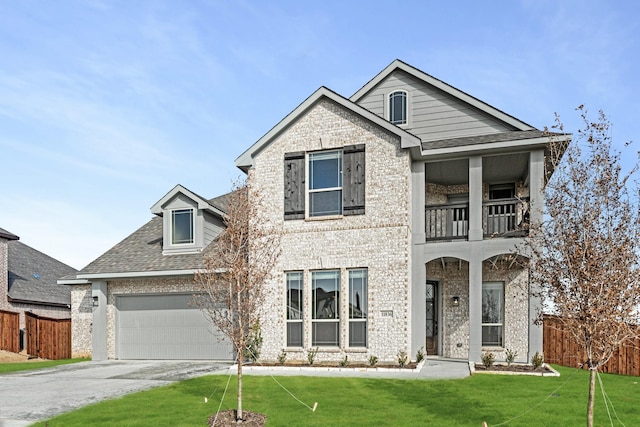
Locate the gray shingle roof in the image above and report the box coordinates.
[423,130,548,151]
[78,216,211,275]
[7,241,76,306]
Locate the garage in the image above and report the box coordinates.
[115,293,234,360]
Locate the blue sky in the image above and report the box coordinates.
[1,0,638,269]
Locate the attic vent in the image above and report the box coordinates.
[33,273,40,279]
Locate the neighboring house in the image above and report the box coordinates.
[61,186,234,360]
[65,60,568,364]
[0,227,76,330]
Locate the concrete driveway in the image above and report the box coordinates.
[0,360,231,427]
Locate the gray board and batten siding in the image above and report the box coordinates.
[115,293,233,360]
[356,70,516,143]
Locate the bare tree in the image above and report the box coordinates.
[527,106,640,427]
[195,178,280,423]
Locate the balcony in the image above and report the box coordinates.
[425,198,529,242]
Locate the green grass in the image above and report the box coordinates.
[0,358,88,374]
[33,365,640,426]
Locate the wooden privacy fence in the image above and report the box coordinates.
[0,310,20,353]
[543,314,640,376]
[25,312,71,360]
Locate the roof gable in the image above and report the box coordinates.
[150,184,224,217]
[350,59,534,132]
[235,86,421,172]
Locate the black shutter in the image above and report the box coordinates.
[284,152,305,220]
[343,144,365,216]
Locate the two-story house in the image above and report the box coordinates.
[236,60,567,364]
[65,60,567,364]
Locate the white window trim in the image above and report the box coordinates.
[311,270,341,347]
[348,268,368,348]
[285,272,304,348]
[386,89,410,127]
[481,281,505,348]
[170,208,195,246]
[306,150,344,219]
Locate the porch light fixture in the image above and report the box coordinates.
[92,296,99,307]
[452,296,460,307]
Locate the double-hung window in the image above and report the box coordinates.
[482,282,504,347]
[348,269,367,347]
[286,272,303,347]
[284,145,364,220]
[171,209,194,245]
[312,270,340,346]
[389,90,407,125]
[309,151,342,217]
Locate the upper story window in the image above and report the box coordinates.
[309,150,342,217]
[284,145,365,220]
[389,90,407,125]
[171,208,194,245]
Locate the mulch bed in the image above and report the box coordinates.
[208,410,266,426]
[249,361,420,369]
[474,364,554,373]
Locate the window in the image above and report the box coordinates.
[309,151,342,217]
[286,272,303,347]
[482,282,504,347]
[389,90,407,125]
[284,146,365,220]
[171,209,194,245]
[348,269,367,347]
[312,270,340,346]
[489,184,515,200]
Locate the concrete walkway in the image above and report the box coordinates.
[222,357,471,380]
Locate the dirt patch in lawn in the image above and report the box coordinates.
[208,409,266,426]
[0,350,46,363]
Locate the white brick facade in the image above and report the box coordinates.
[251,99,412,363]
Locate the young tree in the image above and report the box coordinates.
[527,106,640,427]
[195,178,280,423]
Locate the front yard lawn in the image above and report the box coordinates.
[33,365,640,426]
[0,358,88,374]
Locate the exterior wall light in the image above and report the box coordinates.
[452,296,460,307]
[92,296,99,307]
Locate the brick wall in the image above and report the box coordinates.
[427,259,529,362]
[251,99,412,363]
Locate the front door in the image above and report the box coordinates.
[425,281,438,355]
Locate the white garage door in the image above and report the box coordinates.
[116,294,234,360]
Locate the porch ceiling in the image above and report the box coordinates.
[425,153,529,185]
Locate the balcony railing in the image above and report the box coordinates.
[425,198,529,242]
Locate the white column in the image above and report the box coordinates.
[528,149,545,359]
[91,281,108,361]
[468,244,483,362]
[468,156,483,241]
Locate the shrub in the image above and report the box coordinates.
[368,355,378,367]
[277,349,287,365]
[397,350,408,368]
[481,352,495,368]
[307,347,318,365]
[416,346,426,363]
[531,351,544,369]
[339,355,350,367]
[505,348,518,366]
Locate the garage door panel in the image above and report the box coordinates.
[116,294,233,360]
